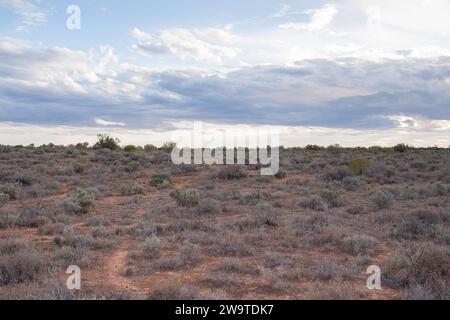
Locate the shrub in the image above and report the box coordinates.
[255,204,279,227]
[93,134,120,151]
[117,183,145,195]
[148,281,199,300]
[160,142,177,153]
[179,241,201,265]
[274,169,287,179]
[150,173,172,189]
[63,189,96,215]
[217,165,247,180]
[305,145,323,151]
[144,144,158,152]
[393,143,409,153]
[371,190,394,210]
[394,210,442,240]
[383,244,450,299]
[72,162,84,174]
[218,258,249,274]
[320,188,344,208]
[0,193,9,206]
[143,235,161,259]
[0,244,46,285]
[342,235,378,255]
[312,261,341,281]
[300,196,328,211]
[0,182,21,200]
[291,213,329,235]
[323,167,349,181]
[0,213,17,229]
[348,157,371,175]
[197,199,221,215]
[343,176,361,191]
[170,189,200,207]
[123,145,140,152]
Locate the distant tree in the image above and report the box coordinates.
[144,144,158,152]
[160,141,177,153]
[393,143,410,153]
[75,142,89,149]
[305,144,323,151]
[93,134,120,151]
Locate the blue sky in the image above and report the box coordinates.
[0,0,450,146]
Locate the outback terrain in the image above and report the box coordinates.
[0,140,449,300]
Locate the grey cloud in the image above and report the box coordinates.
[0,41,449,130]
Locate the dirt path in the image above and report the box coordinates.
[102,242,148,299]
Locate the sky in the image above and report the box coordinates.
[0,0,449,147]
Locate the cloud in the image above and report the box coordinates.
[130,27,240,64]
[0,0,48,31]
[94,119,126,127]
[271,4,292,18]
[279,4,338,32]
[0,38,450,145]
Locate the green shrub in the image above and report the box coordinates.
[150,173,172,188]
[93,134,120,151]
[64,189,96,215]
[117,183,145,195]
[348,157,371,175]
[170,189,200,207]
[123,145,140,152]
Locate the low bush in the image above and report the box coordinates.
[117,183,145,195]
[63,189,96,215]
[299,196,328,211]
[342,235,378,255]
[217,165,247,180]
[383,244,450,299]
[371,190,394,210]
[170,189,200,207]
[150,173,172,189]
[348,157,371,175]
[0,241,46,285]
[143,235,161,259]
[197,198,221,215]
[0,182,21,200]
[72,162,84,174]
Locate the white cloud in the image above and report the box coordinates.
[130,27,241,64]
[271,4,292,18]
[0,0,48,31]
[279,4,338,32]
[94,118,126,127]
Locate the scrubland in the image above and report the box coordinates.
[0,143,449,300]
